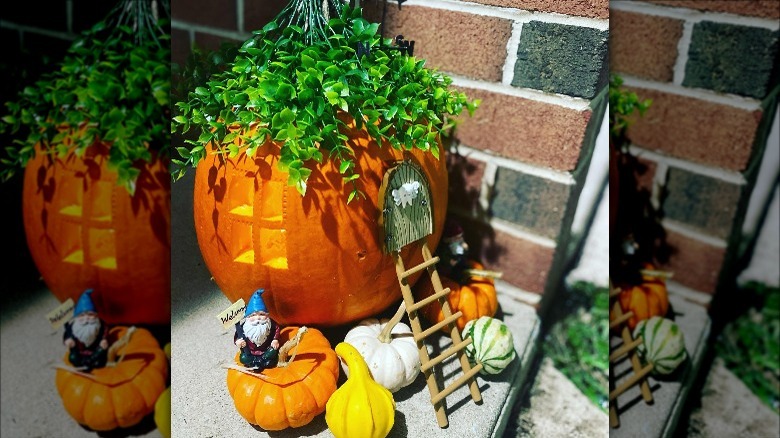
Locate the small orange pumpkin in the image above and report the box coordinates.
[194,116,447,326]
[611,275,669,330]
[415,260,498,331]
[55,326,168,431]
[23,143,170,325]
[226,326,339,430]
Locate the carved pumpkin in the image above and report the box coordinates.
[415,260,498,331]
[194,117,447,326]
[226,326,339,430]
[611,275,669,330]
[23,143,170,325]
[55,326,168,431]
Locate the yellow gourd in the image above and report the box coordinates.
[326,342,396,438]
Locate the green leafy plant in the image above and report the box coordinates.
[609,74,652,149]
[171,0,478,201]
[545,281,609,411]
[0,0,171,193]
[716,282,780,413]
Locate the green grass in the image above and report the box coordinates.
[544,281,609,411]
[716,282,780,414]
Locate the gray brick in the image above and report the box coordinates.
[662,167,742,239]
[684,21,779,99]
[512,21,608,99]
[490,167,571,239]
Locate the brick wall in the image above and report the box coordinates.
[610,0,780,307]
[170,0,610,314]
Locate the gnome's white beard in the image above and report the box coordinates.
[72,318,100,346]
[243,318,271,347]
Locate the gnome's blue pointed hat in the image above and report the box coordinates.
[246,289,268,315]
[74,289,97,316]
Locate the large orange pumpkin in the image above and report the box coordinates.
[415,260,498,331]
[194,117,447,326]
[55,326,169,431]
[226,326,339,430]
[611,275,669,330]
[23,143,170,325]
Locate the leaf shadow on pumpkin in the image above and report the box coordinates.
[33,159,58,254]
[129,157,171,249]
[205,159,229,254]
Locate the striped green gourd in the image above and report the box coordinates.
[463,316,516,375]
[633,316,687,375]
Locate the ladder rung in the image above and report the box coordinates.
[431,363,483,405]
[421,338,472,373]
[608,311,633,329]
[414,311,462,342]
[400,256,440,280]
[608,337,642,362]
[408,288,452,313]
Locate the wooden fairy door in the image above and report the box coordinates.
[379,161,433,253]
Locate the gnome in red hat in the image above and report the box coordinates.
[440,218,470,280]
[234,289,281,371]
[63,289,109,371]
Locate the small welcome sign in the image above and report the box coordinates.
[46,298,74,330]
[217,298,246,331]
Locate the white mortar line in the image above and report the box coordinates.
[455,144,576,185]
[172,19,249,41]
[666,280,713,306]
[450,74,591,111]
[628,145,747,186]
[501,21,523,86]
[495,279,542,305]
[621,74,762,111]
[672,21,694,85]
[0,21,76,41]
[479,161,498,213]
[662,219,728,248]
[611,1,779,31]
[489,217,557,248]
[236,0,245,33]
[651,160,669,211]
[388,0,608,30]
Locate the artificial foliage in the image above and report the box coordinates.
[0,0,171,193]
[172,0,477,201]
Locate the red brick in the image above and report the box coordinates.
[453,87,592,171]
[625,87,762,171]
[244,0,288,32]
[172,28,191,68]
[193,32,242,53]
[457,216,555,294]
[610,10,683,82]
[645,1,780,19]
[447,153,485,215]
[662,228,726,293]
[457,0,609,19]
[365,5,512,82]
[171,0,237,30]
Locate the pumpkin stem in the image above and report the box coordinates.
[107,326,137,366]
[378,302,407,343]
[277,326,308,367]
[335,342,372,379]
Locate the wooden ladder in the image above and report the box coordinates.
[392,241,483,428]
[608,280,654,428]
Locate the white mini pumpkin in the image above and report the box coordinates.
[343,318,420,392]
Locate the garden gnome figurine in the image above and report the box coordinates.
[63,289,109,371]
[440,218,470,279]
[234,289,281,371]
